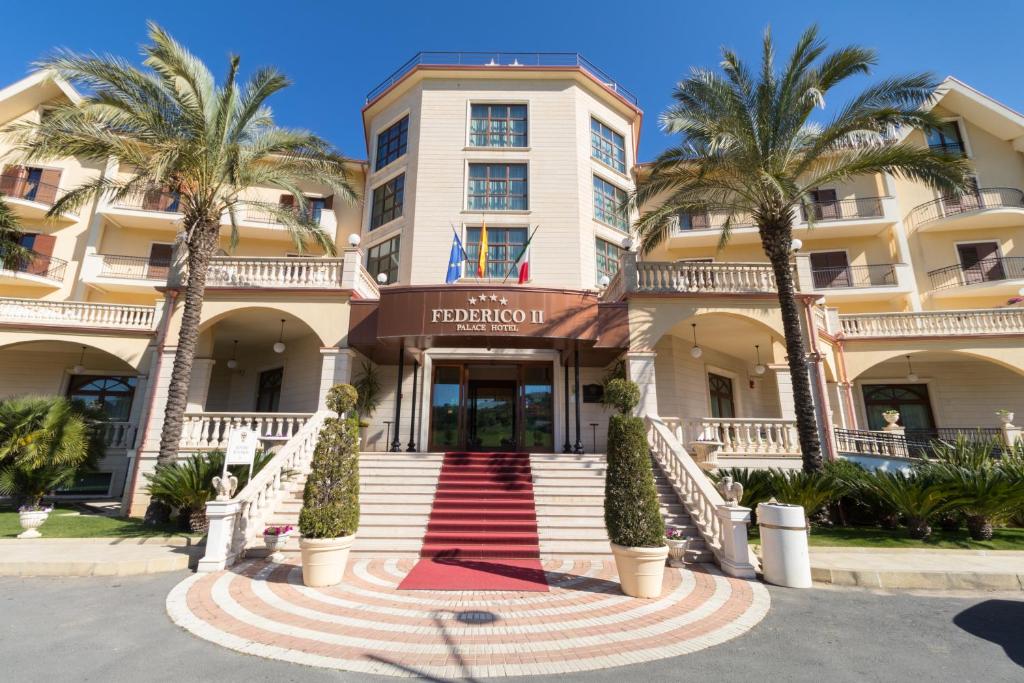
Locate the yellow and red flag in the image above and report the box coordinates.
[476,222,488,277]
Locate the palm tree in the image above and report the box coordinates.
[3,23,358,465]
[0,197,31,271]
[633,26,971,472]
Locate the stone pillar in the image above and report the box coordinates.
[562,355,572,454]
[793,254,813,293]
[714,505,757,579]
[625,351,659,419]
[407,361,419,452]
[318,347,356,409]
[186,358,216,412]
[391,341,405,452]
[124,347,176,516]
[769,363,796,420]
[197,500,242,572]
[1002,422,1022,449]
[573,346,583,454]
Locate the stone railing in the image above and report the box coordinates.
[0,297,159,331]
[198,410,329,571]
[681,417,801,456]
[838,308,1024,338]
[647,417,755,578]
[179,412,314,450]
[204,257,345,289]
[354,263,381,299]
[98,421,138,450]
[626,257,777,295]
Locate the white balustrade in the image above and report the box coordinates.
[204,257,344,289]
[179,412,314,450]
[98,421,138,449]
[839,308,1024,338]
[0,297,159,331]
[354,264,381,299]
[647,417,755,578]
[198,411,328,571]
[631,261,777,294]
[684,417,801,456]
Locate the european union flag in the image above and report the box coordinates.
[445,229,467,284]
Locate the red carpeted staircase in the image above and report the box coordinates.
[398,452,549,591]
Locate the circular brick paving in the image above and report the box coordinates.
[167,558,770,677]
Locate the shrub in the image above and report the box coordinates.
[767,469,845,528]
[604,410,664,548]
[604,378,639,416]
[352,360,382,420]
[298,384,360,539]
[861,469,959,539]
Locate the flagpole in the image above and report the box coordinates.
[501,225,539,285]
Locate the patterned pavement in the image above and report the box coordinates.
[166,557,770,678]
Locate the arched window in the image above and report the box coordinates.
[862,383,935,431]
[66,375,137,421]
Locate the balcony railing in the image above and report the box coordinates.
[204,257,345,288]
[112,189,182,213]
[928,256,1024,291]
[97,421,138,450]
[0,173,64,205]
[0,297,158,331]
[682,417,802,456]
[812,264,898,289]
[799,196,886,222]
[180,412,314,450]
[928,141,966,157]
[1,248,68,283]
[366,52,638,105]
[670,212,755,233]
[631,260,777,294]
[97,254,170,281]
[838,308,1024,338]
[243,202,326,226]
[835,427,1004,459]
[909,187,1024,229]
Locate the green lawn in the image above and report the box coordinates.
[749,525,1024,551]
[0,505,199,540]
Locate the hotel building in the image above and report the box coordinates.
[2,54,1023,560]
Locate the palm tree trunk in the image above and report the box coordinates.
[760,222,824,473]
[156,221,220,464]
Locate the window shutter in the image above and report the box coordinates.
[26,233,56,276]
[279,194,294,206]
[0,165,26,196]
[35,168,62,205]
[147,243,174,280]
[322,195,333,210]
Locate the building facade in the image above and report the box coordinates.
[2,55,1023,514]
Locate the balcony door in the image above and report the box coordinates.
[808,188,839,220]
[810,251,851,288]
[708,373,736,418]
[957,242,1004,284]
[146,243,173,280]
[255,367,284,412]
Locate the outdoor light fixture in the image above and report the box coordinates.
[790,238,803,253]
[905,355,918,382]
[347,233,361,247]
[690,323,703,359]
[226,340,239,370]
[72,345,86,374]
[376,272,388,285]
[273,319,286,354]
[598,274,611,289]
[754,344,766,375]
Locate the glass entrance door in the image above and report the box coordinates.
[467,379,517,450]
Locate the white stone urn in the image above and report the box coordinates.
[300,535,355,587]
[881,411,901,431]
[610,542,669,598]
[17,508,51,539]
[665,537,689,567]
[996,410,1015,427]
[262,531,292,563]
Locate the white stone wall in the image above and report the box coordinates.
[203,333,322,413]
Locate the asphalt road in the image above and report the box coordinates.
[0,572,1021,682]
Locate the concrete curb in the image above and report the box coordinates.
[0,538,203,577]
[0,535,205,546]
[810,566,1024,591]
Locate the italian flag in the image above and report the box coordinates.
[514,228,537,284]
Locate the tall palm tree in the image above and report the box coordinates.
[3,23,358,465]
[0,197,31,271]
[633,25,970,472]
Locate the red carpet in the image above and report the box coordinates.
[398,452,549,591]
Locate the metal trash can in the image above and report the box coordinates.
[757,502,812,588]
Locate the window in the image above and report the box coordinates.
[375,116,409,171]
[708,373,735,419]
[469,104,527,147]
[806,188,840,220]
[956,242,1004,284]
[593,175,628,231]
[467,164,528,211]
[278,194,330,224]
[66,375,137,421]
[809,251,851,288]
[676,211,711,230]
[595,238,623,281]
[256,368,284,413]
[862,384,935,431]
[591,118,626,173]
[926,121,965,156]
[465,226,527,278]
[370,174,405,230]
[367,235,400,285]
[147,243,173,280]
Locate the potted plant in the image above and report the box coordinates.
[881,410,901,430]
[262,524,294,562]
[352,360,382,447]
[664,527,689,567]
[996,409,1015,426]
[298,383,361,587]
[17,504,53,539]
[603,378,667,598]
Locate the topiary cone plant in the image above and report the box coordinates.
[298,383,360,587]
[603,378,667,598]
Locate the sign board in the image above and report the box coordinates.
[225,427,259,467]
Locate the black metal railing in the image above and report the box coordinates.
[834,427,1005,459]
[244,202,324,225]
[365,52,638,105]
[909,187,1024,228]
[0,173,64,206]
[800,196,886,222]
[0,248,69,282]
[98,254,170,281]
[927,256,1024,291]
[928,141,966,157]
[113,189,181,213]
[672,211,755,232]
[812,264,898,289]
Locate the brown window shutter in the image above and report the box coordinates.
[27,233,56,275]
[147,243,173,280]
[279,194,295,206]
[35,168,62,205]
[0,165,25,196]
[322,195,334,210]
[142,187,163,211]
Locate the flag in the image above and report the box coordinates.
[511,226,538,285]
[445,228,467,284]
[476,222,488,277]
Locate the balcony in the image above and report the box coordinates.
[180,412,314,450]
[909,187,1024,232]
[227,202,338,241]
[795,258,914,304]
[366,52,638,106]
[81,253,169,292]
[836,308,1024,338]
[204,256,346,289]
[607,256,778,299]
[0,249,68,288]
[0,173,78,222]
[0,297,159,332]
[99,189,183,230]
[928,257,1024,299]
[928,141,967,157]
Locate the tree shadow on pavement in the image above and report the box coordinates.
[953,599,1024,667]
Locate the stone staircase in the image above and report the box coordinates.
[249,451,712,563]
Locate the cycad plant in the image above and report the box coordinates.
[3,22,358,467]
[767,468,845,528]
[633,25,971,472]
[861,469,959,539]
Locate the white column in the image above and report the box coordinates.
[769,363,796,420]
[793,253,813,292]
[715,505,756,579]
[318,347,357,409]
[124,347,176,516]
[625,350,659,419]
[197,500,242,572]
[186,358,216,412]
[339,246,363,290]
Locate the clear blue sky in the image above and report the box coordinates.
[2,0,1022,162]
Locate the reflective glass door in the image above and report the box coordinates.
[430,366,462,450]
[467,380,516,450]
[522,365,554,451]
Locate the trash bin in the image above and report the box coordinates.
[757,502,812,588]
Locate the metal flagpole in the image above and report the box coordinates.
[501,225,539,285]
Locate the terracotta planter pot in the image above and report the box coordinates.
[300,535,355,587]
[610,542,669,598]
